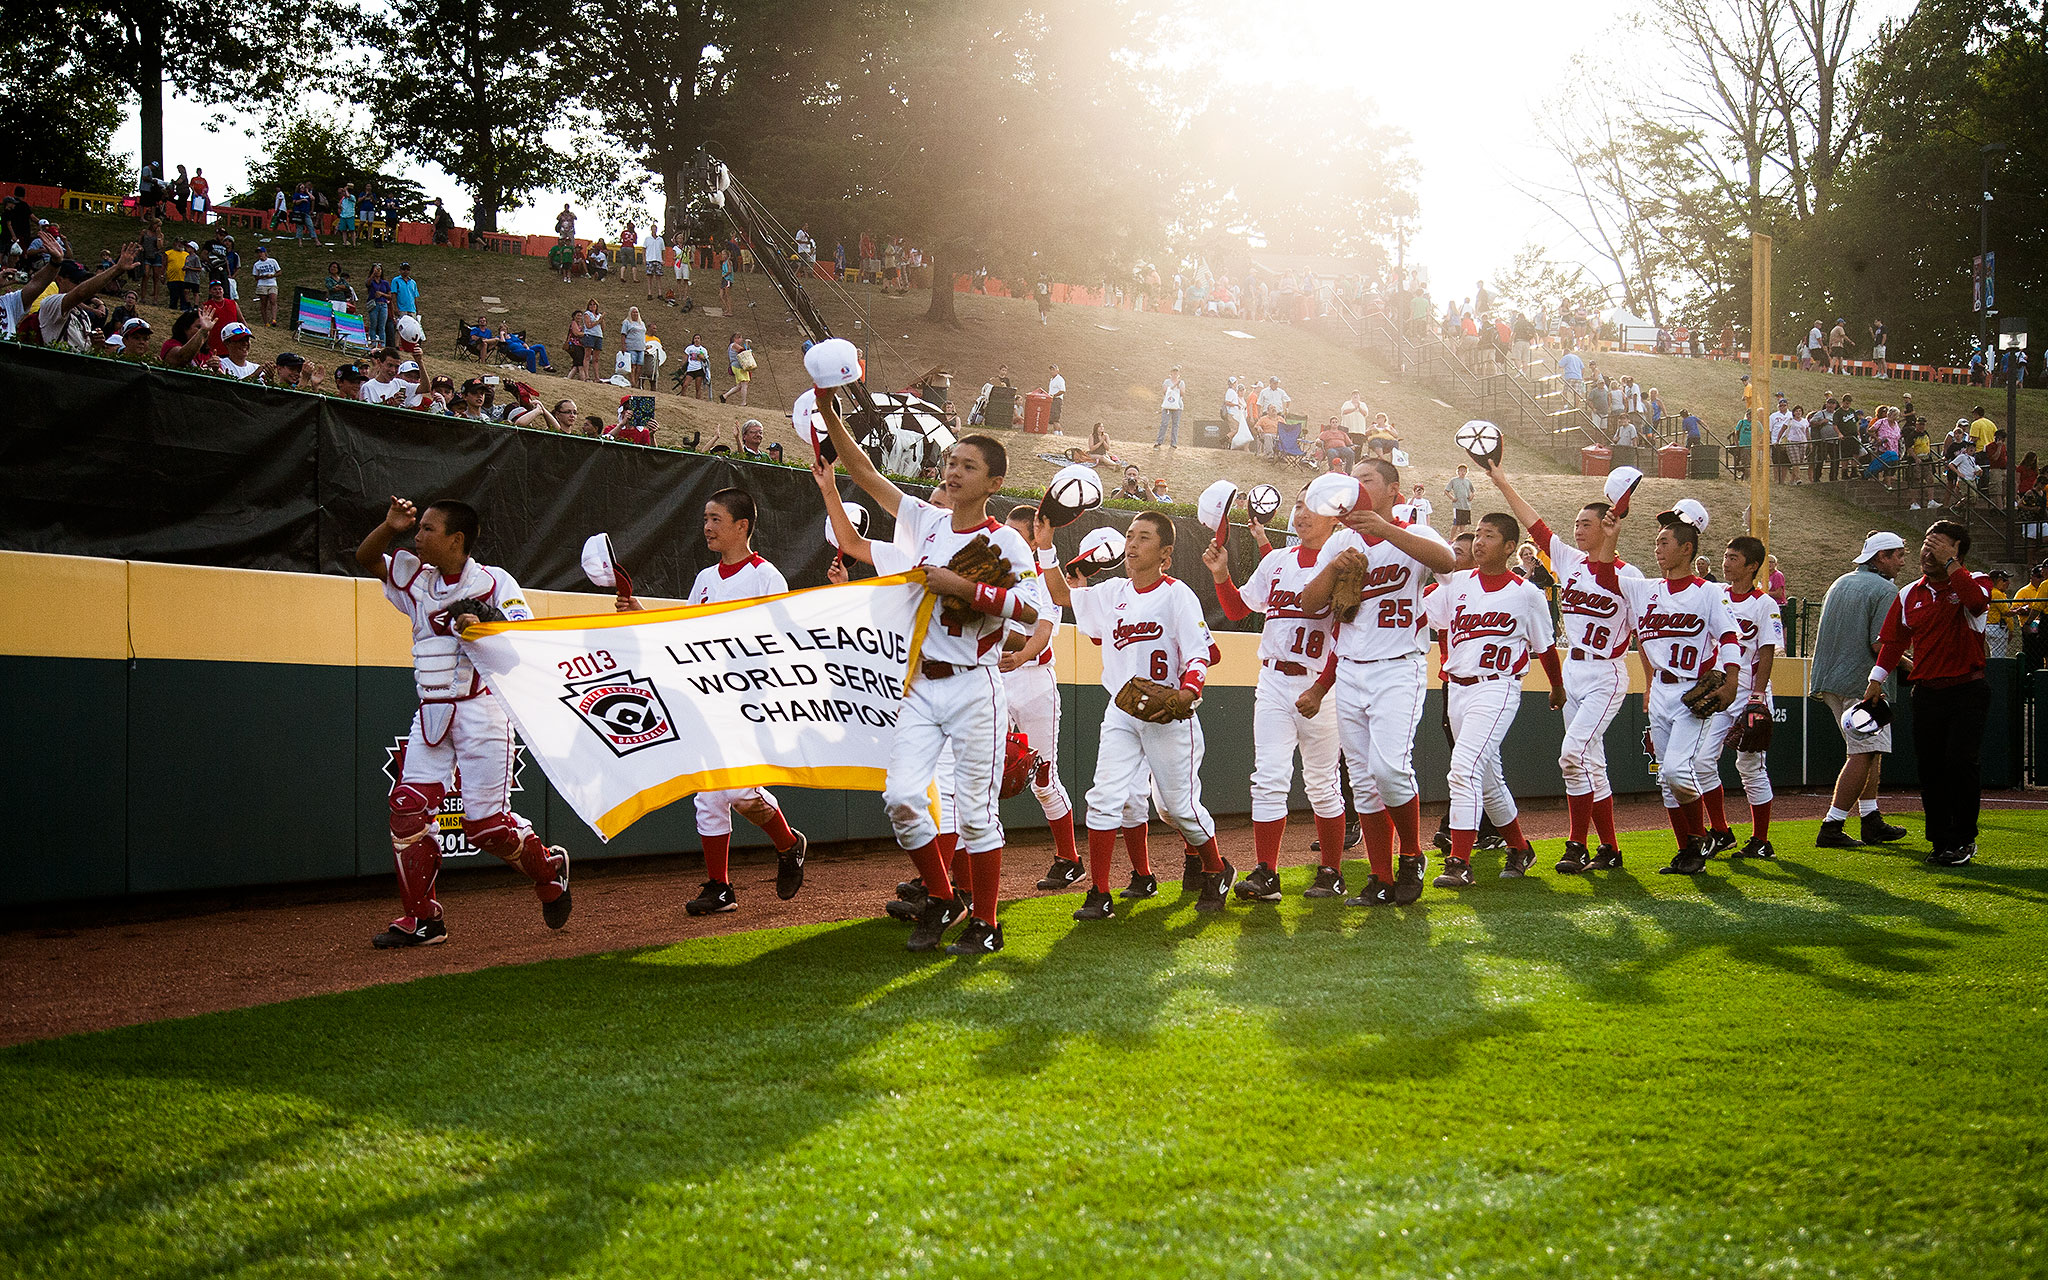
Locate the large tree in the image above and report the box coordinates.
[366,0,579,232]
[0,19,131,192]
[229,115,427,214]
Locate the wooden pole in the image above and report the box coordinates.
[1750,234,1772,545]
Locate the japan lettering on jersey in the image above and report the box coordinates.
[1071,576,1220,693]
[1422,570,1556,679]
[382,549,532,700]
[892,495,1039,667]
[690,553,789,606]
[1617,575,1739,679]
[1243,544,1338,665]
[1722,587,1784,698]
[1530,518,1641,657]
[1316,519,1450,661]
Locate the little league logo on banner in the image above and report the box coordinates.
[466,572,938,840]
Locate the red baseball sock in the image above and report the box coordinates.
[1252,818,1285,871]
[1314,813,1348,870]
[1566,791,1592,844]
[1051,812,1079,864]
[1197,836,1224,874]
[1665,805,1686,843]
[1702,787,1728,832]
[1359,807,1395,883]
[1088,827,1118,892]
[1497,817,1527,849]
[1450,829,1476,862]
[752,806,798,851]
[1591,795,1619,849]
[1679,798,1707,840]
[1389,797,1424,860]
[701,832,731,883]
[1122,824,1151,875]
[969,849,1000,925]
[1751,799,1772,840]
[936,831,959,874]
[908,840,954,901]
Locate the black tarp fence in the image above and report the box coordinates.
[0,343,1265,623]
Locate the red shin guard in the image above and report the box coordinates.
[392,836,442,921]
[1088,827,1118,892]
[701,832,731,883]
[1121,824,1151,875]
[514,832,565,901]
[909,840,954,901]
[1313,813,1348,870]
[1252,818,1285,871]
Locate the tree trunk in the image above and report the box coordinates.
[924,248,960,327]
[137,9,164,176]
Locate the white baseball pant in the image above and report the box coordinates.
[1649,680,1720,806]
[1251,667,1344,822]
[694,787,784,837]
[1559,657,1630,801]
[1334,654,1427,813]
[1708,699,1775,806]
[882,668,1007,854]
[400,697,517,818]
[1084,706,1215,846]
[1444,677,1522,830]
[1004,662,1072,821]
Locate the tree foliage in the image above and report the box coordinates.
[0,17,132,192]
[229,115,427,215]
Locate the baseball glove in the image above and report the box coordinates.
[1115,676,1197,724]
[939,533,1018,629]
[445,598,507,630]
[1329,549,1368,623]
[1733,701,1773,752]
[1681,669,1727,718]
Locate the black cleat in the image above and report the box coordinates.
[1815,819,1863,849]
[1735,837,1776,860]
[1587,844,1624,870]
[1395,853,1428,903]
[1181,853,1205,893]
[1072,888,1116,920]
[1433,827,1453,853]
[1659,841,1710,875]
[372,915,447,949]
[686,879,738,915]
[885,897,921,923]
[1475,833,1509,852]
[1345,875,1397,906]
[946,918,1004,956]
[1555,841,1592,874]
[775,830,808,900]
[1861,814,1909,843]
[1120,873,1159,900]
[1036,857,1087,891]
[1499,846,1537,878]
[1926,844,1975,866]
[1706,829,1737,856]
[1303,865,1347,898]
[541,846,572,929]
[1195,859,1235,912]
[1235,864,1283,902]
[1433,856,1474,888]
[1344,817,1361,849]
[896,876,928,903]
[906,895,964,951]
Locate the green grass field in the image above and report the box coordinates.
[4,815,2045,1278]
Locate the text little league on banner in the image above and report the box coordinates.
[466,572,938,840]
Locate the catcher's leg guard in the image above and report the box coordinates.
[389,782,446,920]
[463,812,566,901]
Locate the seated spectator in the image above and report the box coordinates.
[578,414,608,438]
[1069,422,1117,466]
[1364,414,1400,458]
[1253,408,1281,457]
[461,315,495,360]
[1150,478,1173,503]
[1316,418,1356,472]
[588,241,611,282]
[446,395,483,420]
[1115,464,1147,500]
[2020,451,2039,496]
[500,329,554,374]
[332,363,367,398]
[610,414,654,445]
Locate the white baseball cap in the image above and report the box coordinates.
[804,336,862,388]
[1854,531,1906,563]
[1603,465,1645,516]
[397,360,422,375]
[580,533,622,589]
[1303,471,1361,517]
[1196,480,1238,542]
[1658,498,1710,532]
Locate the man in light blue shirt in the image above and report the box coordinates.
[1557,350,1585,404]
[392,263,420,317]
[1810,532,1911,848]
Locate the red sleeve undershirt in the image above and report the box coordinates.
[1215,575,1251,621]
[1538,647,1563,689]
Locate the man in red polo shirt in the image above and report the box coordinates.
[1862,520,1991,866]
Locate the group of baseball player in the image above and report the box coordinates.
[357,365,1794,956]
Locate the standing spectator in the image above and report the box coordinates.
[1870,319,1888,379]
[621,222,639,284]
[199,280,243,356]
[1985,569,2015,658]
[250,243,281,326]
[620,306,648,389]
[1046,364,1065,431]
[719,250,735,310]
[290,184,315,243]
[391,262,421,324]
[338,186,358,246]
[170,165,191,221]
[1867,410,1903,479]
[136,215,165,305]
[431,198,454,245]
[1587,377,1612,437]
[555,204,577,243]
[834,240,846,277]
[643,222,665,299]
[1340,390,1370,439]
[188,168,210,219]
[1405,483,1434,529]
[566,308,589,381]
[682,332,711,399]
[1808,405,1838,482]
[1765,555,1788,604]
[1034,275,1051,326]
[794,224,814,266]
[1810,532,1912,848]
[1156,365,1184,448]
[1862,521,1991,864]
[1445,465,1474,531]
[365,263,394,346]
[1557,348,1585,404]
[1769,398,1794,484]
[1681,408,1702,448]
[718,332,751,406]
[1828,318,1852,374]
[163,239,191,310]
[1731,412,1751,478]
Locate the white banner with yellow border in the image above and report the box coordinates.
[465,572,937,839]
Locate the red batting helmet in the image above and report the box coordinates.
[1001,731,1040,799]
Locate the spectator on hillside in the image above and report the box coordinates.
[323,261,353,304]
[363,264,393,346]
[1587,377,1612,436]
[620,306,649,389]
[1365,414,1401,459]
[1115,464,1147,500]
[1867,410,1902,478]
[587,240,610,281]
[1071,422,1117,466]
[1340,389,1370,439]
[681,333,711,398]
[1406,483,1434,528]
[1766,555,1788,604]
[719,251,735,309]
[1808,405,1839,481]
[718,333,752,406]
[432,198,454,245]
[551,237,574,283]
[1694,555,1719,583]
[516,396,579,431]
[1316,419,1356,472]
[1731,413,1751,478]
[257,351,324,391]
[104,316,154,361]
[1047,363,1065,429]
[1827,318,1852,373]
[566,309,590,381]
[1446,465,1474,531]
[251,243,281,326]
[555,205,576,242]
[337,186,358,246]
[38,248,139,351]
[501,328,553,373]
[643,223,665,299]
[1681,408,1702,447]
[1156,365,1184,448]
[392,263,421,321]
[1257,376,1291,420]
[159,307,219,370]
[200,282,244,356]
[1150,478,1173,503]
[215,323,262,380]
[1556,348,1585,404]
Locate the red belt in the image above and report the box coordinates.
[1447,672,1508,685]
[921,660,970,681]
[1569,649,1622,662]
[1263,659,1310,677]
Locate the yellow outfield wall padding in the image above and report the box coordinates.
[0,550,131,659]
[128,561,360,665]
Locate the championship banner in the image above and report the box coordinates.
[466,572,937,840]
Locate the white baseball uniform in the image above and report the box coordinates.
[1422,570,1556,831]
[1316,518,1449,815]
[1233,544,1343,822]
[879,496,1038,855]
[1531,519,1642,801]
[1004,552,1073,822]
[685,554,796,837]
[1617,573,1740,805]
[873,539,958,839]
[1713,586,1783,807]
[1071,574,1220,847]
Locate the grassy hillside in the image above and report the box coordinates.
[32,209,2044,592]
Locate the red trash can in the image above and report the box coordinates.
[1023,390,1053,434]
[1580,445,1612,477]
[1657,443,1690,479]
